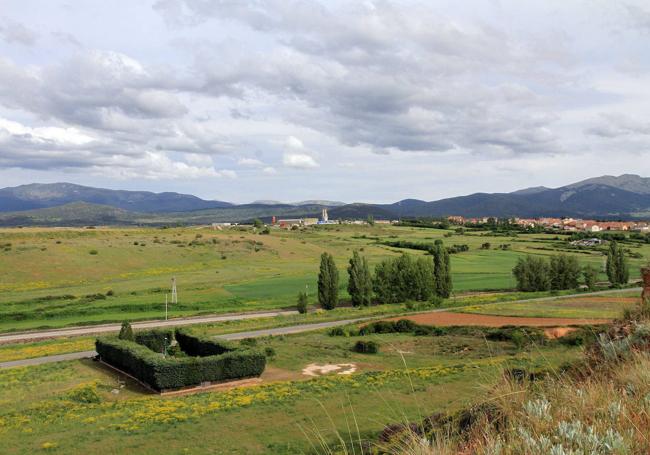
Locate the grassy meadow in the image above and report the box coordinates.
[1,224,648,332]
[0,326,581,454]
[0,223,646,454]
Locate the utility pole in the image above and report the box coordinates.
[171,276,178,304]
[165,294,168,321]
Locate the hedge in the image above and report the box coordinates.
[96,332,265,391]
[175,328,237,356]
[134,329,174,353]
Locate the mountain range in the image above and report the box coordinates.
[0,175,649,226]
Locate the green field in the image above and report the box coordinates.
[458,290,640,319]
[0,327,580,454]
[1,225,647,332]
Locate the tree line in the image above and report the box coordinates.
[512,241,629,292]
[304,240,453,311]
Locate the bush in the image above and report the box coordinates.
[329,327,346,336]
[240,338,258,347]
[485,327,546,347]
[394,319,418,333]
[297,291,308,314]
[66,383,101,404]
[353,340,379,354]
[118,321,134,341]
[359,319,418,335]
[264,347,276,358]
[89,249,98,255]
[413,325,448,336]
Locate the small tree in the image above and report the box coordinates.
[549,254,580,290]
[318,252,339,310]
[366,214,375,226]
[606,241,618,285]
[583,265,599,291]
[607,241,629,286]
[513,255,550,292]
[347,251,373,306]
[296,291,308,314]
[253,218,264,229]
[118,321,134,341]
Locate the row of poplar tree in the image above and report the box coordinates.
[313,240,452,310]
[512,240,629,292]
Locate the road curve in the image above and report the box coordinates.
[0,309,298,344]
[0,318,374,368]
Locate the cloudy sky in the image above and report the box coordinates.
[1,0,650,203]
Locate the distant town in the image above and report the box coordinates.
[209,209,650,233]
[449,216,650,232]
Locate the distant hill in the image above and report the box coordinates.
[384,174,650,219]
[0,202,141,227]
[1,174,650,226]
[0,183,233,213]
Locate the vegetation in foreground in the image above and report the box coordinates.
[0,321,580,454]
[368,298,650,454]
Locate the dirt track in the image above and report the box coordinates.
[386,311,610,327]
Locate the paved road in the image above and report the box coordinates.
[0,309,298,344]
[0,287,640,369]
[0,318,375,368]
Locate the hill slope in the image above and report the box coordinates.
[0,183,232,213]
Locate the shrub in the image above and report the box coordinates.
[394,319,418,333]
[297,291,308,314]
[353,340,379,354]
[89,249,98,255]
[264,347,276,358]
[106,289,114,296]
[329,327,346,336]
[66,383,102,404]
[359,319,418,335]
[413,325,448,336]
[118,321,135,341]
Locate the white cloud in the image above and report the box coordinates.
[262,166,277,174]
[238,157,264,167]
[283,153,319,169]
[285,135,304,150]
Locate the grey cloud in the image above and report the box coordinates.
[159,1,565,155]
[587,114,650,138]
[0,17,38,46]
[0,51,188,130]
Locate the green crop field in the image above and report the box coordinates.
[0,225,648,332]
[0,327,580,454]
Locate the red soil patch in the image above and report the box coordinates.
[544,327,578,339]
[385,311,610,328]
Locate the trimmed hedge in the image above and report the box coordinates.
[175,328,236,356]
[134,329,174,353]
[96,331,265,391]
